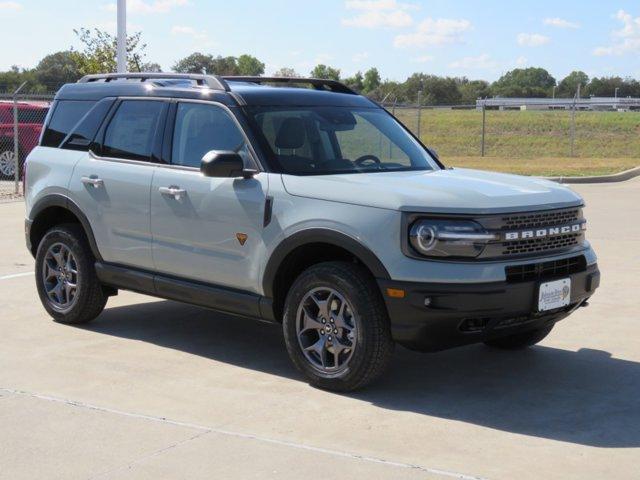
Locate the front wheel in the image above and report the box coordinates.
[0,145,18,180]
[484,324,554,350]
[283,261,394,392]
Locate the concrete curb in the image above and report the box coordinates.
[543,166,640,184]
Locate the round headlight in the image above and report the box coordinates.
[415,224,437,252]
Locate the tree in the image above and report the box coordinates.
[585,76,640,97]
[310,64,340,81]
[237,54,265,76]
[172,52,217,73]
[71,27,149,74]
[458,79,490,104]
[273,67,299,78]
[558,71,589,98]
[362,68,381,94]
[491,67,556,97]
[35,51,81,89]
[402,73,462,105]
[344,71,364,91]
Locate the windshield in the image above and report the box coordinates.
[246,106,439,175]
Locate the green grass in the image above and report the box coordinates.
[391,108,640,176]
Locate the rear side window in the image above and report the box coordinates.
[102,100,164,161]
[61,98,115,151]
[41,100,95,148]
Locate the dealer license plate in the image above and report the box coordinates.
[538,278,571,312]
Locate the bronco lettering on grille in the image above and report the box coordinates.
[504,222,586,241]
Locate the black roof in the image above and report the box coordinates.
[55,74,378,108]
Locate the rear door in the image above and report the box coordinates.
[68,99,167,270]
[150,100,267,292]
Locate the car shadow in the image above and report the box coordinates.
[83,300,640,449]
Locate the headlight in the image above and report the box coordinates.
[409,219,498,258]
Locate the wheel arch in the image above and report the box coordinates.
[28,194,102,261]
[262,229,390,321]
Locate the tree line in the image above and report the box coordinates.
[1,28,639,105]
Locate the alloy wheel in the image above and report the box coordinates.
[42,242,79,312]
[0,150,16,177]
[296,287,358,373]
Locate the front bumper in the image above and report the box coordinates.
[378,262,600,352]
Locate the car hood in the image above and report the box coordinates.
[280,168,583,214]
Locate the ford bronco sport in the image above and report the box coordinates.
[25,73,600,391]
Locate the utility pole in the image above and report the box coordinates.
[116,0,127,73]
[552,85,556,99]
[615,87,619,99]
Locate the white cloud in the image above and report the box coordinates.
[515,55,528,67]
[517,33,550,47]
[394,18,471,48]
[315,53,334,63]
[593,10,640,56]
[544,17,579,29]
[410,55,434,63]
[449,53,497,70]
[171,25,205,39]
[342,0,416,28]
[103,0,189,14]
[352,51,370,62]
[0,1,22,10]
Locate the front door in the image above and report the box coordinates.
[150,101,268,292]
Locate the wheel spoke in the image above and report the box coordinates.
[296,287,358,373]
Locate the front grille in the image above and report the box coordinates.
[476,207,586,259]
[500,209,580,231]
[505,255,587,283]
[501,232,582,256]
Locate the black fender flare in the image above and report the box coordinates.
[29,194,103,261]
[262,228,390,298]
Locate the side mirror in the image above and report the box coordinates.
[200,151,256,179]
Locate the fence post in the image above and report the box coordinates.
[13,82,27,195]
[570,96,576,158]
[481,102,486,157]
[417,90,422,140]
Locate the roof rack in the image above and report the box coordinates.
[223,76,357,95]
[78,73,230,91]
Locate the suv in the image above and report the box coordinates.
[0,101,49,179]
[25,73,600,391]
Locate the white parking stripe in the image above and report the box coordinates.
[0,271,34,281]
[2,387,486,480]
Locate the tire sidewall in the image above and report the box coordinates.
[283,263,386,390]
[35,226,93,323]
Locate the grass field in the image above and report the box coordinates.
[392,108,640,176]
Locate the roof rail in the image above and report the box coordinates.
[223,76,357,95]
[78,72,230,91]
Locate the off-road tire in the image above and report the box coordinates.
[283,261,394,391]
[484,324,554,350]
[35,224,107,324]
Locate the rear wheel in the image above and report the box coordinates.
[35,224,107,324]
[484,324,554,350]
[283,261,394,391]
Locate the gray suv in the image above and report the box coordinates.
[25,73,600,391]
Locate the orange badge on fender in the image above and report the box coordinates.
[236,233,248,246]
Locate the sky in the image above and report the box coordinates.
[1,0,640,82]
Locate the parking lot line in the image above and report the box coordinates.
[1,387,486,480]
[0,271,34,281]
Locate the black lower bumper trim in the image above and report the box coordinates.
[378,264,599,352]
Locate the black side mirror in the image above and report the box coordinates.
[200,151,257,179]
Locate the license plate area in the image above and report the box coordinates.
[538,278,571,312]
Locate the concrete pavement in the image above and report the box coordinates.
[1,178,639,479]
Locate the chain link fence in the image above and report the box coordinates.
[0,90,54,200]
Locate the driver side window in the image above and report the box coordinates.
[171,102,249,168]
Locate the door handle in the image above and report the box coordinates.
[81,176,104,188]
[159,186,186,200]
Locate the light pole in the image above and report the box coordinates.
[615,87,619,99]
[116,0,127,73]
[552,85,556,99]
